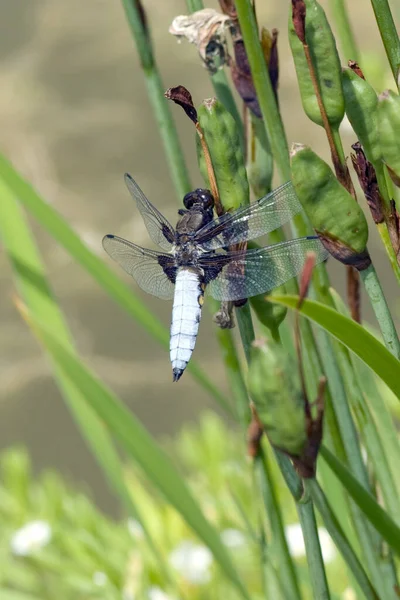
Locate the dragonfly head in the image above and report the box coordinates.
[183,189,214,211]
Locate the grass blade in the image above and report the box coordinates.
[18,304,251,600]
[269,295,400,400]
[0,178,169,576]
[321,446,400,555]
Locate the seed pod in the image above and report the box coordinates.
[378,90,400,183]
[248,339,307,456]
[289,0,344,127]
[196,97,249,212]
[342,68,381,164]
[291,144,370,269]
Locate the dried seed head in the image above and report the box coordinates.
[261,28,279,100]
[291,0,306,44]
[351,142,384,224]
[169,9,232,73]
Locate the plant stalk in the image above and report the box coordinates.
[121,0,191,198]
[370,0,400,89]
[360,264,400,359]
[329,0,360,62]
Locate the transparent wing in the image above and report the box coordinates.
[102,234,175,299]
[124,173,175,251]
[195,181,303,250]
[200,237,329,301]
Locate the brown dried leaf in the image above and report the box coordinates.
[164,85,198,124]
[291,0,306,45]
[218,0,237,19]
[351,142,384,224]
[348,60,365,79]
[298,251,316,308]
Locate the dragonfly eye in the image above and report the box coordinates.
[183,188,214,210]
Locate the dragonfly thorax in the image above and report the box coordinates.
[172,240,204,267]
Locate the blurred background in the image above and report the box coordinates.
[0,0,398,514]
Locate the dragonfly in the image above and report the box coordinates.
[103,174,329,381]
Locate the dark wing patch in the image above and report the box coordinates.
[194,181,303,250]
[102,234,175,299]
[124,173,175,251]
[199,237,329,301]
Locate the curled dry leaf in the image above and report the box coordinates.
[169,9,232,74]
[164,85,198,124]
[351,142,384,224]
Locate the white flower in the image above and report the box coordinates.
[221,528,246,549]
[10,520,52,556]
[148,586,172,600]
[93,571,108,586]
[169,540,213,584]
[127,518,144,540]
[317,528,337,563]
[342,587,357,600]
[285,523,336,563]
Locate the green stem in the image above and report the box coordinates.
[256,451,302,600]
[329,0,359,62]
[235,0,291,182]
[312,268,372,492]
[210,299,249,425]
[271,452,331,599]
[236,302,256,364]
[320,445,396,600]
[370,0,400,89]
[360,263,400,359]
[121,0,191,198]
[297,499,331,600]
[307,479,379,600]
[334,339,400,521]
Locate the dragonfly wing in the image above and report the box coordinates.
[195,181,303,250]
[124,173,175,251]
[200,237,329,301]
[102,234,175,299]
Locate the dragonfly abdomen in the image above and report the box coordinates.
[170,268,204,381]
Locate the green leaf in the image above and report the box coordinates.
[321,446,400,555]
[19,306,250,600]
[268,295,400,400]
[0,152,232,415]
[0,591,43,600]
[0,178,169,576]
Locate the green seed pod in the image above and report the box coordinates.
[291,144,370,269]
[248,339,307,456]
[378,90,400,182]
[196,97,249,212]
[288,0,345,127]
[342,68,381,164]
[246,114,273,199]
